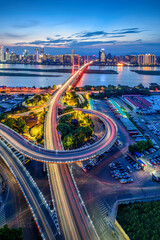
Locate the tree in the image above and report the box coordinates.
[82,126,92,138]
[63,133,75,149]
[62,106,74,114]
[57,123,71,137]
[4,118,16,129]
[30,124,44,142]
[16,118,28,133]
[128,139,153,154]
[0,225,23,240]
[53,84,56,90]
[59,115,72,124]
[74,128,85,145]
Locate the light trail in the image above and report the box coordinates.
[45,61,116,240]
[0,61,117,240]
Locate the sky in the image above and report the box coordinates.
[0,0,160,55]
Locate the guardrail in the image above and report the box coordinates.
[69,166,100,240]
[0,140,58,240]
[0,106,118,163]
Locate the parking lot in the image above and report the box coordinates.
[108,153,145,184]
[146,120,160,140]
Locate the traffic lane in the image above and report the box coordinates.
[0,111,117,162]
[0,123,114,162]
[48,164,81,240]
[61,164,97,240]
[0,142,59,240]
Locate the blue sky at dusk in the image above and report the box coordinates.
[0,0,160,55]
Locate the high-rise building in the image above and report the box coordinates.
[99,49,106,64]
[41,46,44,56]
[138,54,156,65]
[5,49,10,61]
[72,49,75,64]
[23,49,29,57]
[147,54,156,65]
[10,52,17,62]
[138,54,145,65]
[63,55,71,65]
[35,48,39,62]
[0,46,4,61]
[130,55,137,64]
[107,53,112,59]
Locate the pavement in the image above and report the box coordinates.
[0,158,42,240]
[72,99,160,240]
[0,140,60,240]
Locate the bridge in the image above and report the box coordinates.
[0,62,117,164]
[0,59,117,239]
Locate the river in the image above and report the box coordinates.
[0,64,159,88]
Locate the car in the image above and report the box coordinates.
[115,176,120,180]
[127,178,133,183]
[130,162,135,166]
[110,166,117,170]
[120,169,126,172]
[117,166,124,170]
[154,145,159,149]
[109,163,115,167]
[120,179,128,184]
[129,160,135,163]
[122,172,128,175]
[127,166,132,173]
[123,175,130,179]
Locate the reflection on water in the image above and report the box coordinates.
[0,64,159,88]
[0,63,70,88]
[77,66,160,87]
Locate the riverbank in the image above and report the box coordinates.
[0,68,118,74]
[131,70,160,75]
[0,72,62,77]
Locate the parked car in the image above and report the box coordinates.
[127,166,132,173]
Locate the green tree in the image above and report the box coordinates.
[57,123,71,137]
[82,126,92,138]
[53,84,56,90]
[63,133,75,149]
[59,115,72,124]
[0,225,23,240]
[30,124,44,142]
[16,118,28,133]
[62,106,74,114]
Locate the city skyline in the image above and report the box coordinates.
[1,0,160,55]
[0,1,160,240]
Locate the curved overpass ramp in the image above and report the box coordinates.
[0,109,117,163]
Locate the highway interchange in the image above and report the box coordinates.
[1,62,160,240]
[0,62,118,240]
[72,99,160,239]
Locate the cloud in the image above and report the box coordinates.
[13,20,39,28]
[15,27,145,47]
[73,28,144,39]
[16,37,117,48]
[77,31,107,38]
[108,35,126,38]
[113,27,145,34]
[135,39,142,42]
[0,32,28,38]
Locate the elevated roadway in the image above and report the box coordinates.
[0,140,60,240]
[0,61,118,240]
[45,62,100,240]
[0,109,117,163]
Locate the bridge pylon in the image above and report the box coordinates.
[72,49,80,74]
